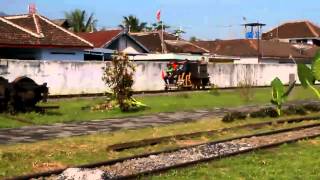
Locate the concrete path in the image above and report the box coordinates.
[0,100,317,144]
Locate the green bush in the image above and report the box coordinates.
[222,111,247,123]
[303,103,320,112]
[283,105,307,116]
[249,109,268,118]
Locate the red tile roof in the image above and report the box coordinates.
[195,39,318,61]
[262,21,320,40]
[77,30,123,48]
[130,31,208,54]
[165,40,209,54]
[0,14,93,48]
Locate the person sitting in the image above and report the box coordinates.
[163,64,174,84]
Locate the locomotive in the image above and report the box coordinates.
[0,76,48,112]
[163,60,210,90]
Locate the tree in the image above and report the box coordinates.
[102,52,147,112]
[151,21,170,31]
[190,36,198,42]
[120,15,147,32]
[64,9,97,33]
[172,28,186,40]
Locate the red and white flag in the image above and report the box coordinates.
[156,10,161,22]
[28,3,36,14]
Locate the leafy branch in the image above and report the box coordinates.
[270,77,295,116]
[297,51,320,98]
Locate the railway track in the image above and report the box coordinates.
[107,115,320,151]
[9,122,320,180]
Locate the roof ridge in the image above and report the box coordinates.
[36,14,94,47]
[263,20,319,35]
[32,14,44,37]
[305,21,320,37]
[3,14,29,19]
[187,41,210,53]
[0,16,43,38]
[100,30,123,48]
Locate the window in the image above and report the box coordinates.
[50,52,76,55]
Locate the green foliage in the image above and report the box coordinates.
[172,28,186,39]
[119,15,147,32]
[283,105,307,116]
[222,111,247,123]
[270,77,295,116]
[297,64,314,88]
[312,51,320,80]
[64,9,97,32]
[303,103,320,112]
[189,36,198,42]
[102,52,147,112]
[237,79,255,102]
[297,51,320,98]
[209,84,220,96]
[151,21,170,31]
[249,107,279,118]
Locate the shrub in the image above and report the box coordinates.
[264,107,280,118]
[177,93,190,99]
[249,107,279,118]
[283,105,307,116]
[237,79,255,102]
[209,84,220,96]
[303,103,320,112]
[222,111,247,123]
[102,52,147,112]
[249,109,268,118]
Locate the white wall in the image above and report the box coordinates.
[234,57,259,64]
[40,48,85,61]
[0,59,299,95]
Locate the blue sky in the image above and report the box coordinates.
[1,0,319,40]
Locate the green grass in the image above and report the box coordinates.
[0,86,317,128]
[151,138,320,180]
[0,114,318,178]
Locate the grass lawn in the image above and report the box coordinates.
[151,138,320,180]
[0,86,317,128]
[0,114,319,178]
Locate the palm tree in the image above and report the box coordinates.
[64,9,97,33]
[120,15,147,32]
[173,28,186,40]
[152,21,170,31]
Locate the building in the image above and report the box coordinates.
[195,39,318,64]
[129,31,243,62]
[78,30,149,60]
[130,31,209,54]
[0,13,93,60]
[262,21,320,46]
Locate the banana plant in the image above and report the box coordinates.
[297,51,320,98]
[271,77,296,116]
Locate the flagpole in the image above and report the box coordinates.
[161,21,164,54]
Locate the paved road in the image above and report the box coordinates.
[0,100,317,144]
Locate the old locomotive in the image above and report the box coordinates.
[0,76,48,112]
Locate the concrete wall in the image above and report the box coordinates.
[0,59,298,95]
